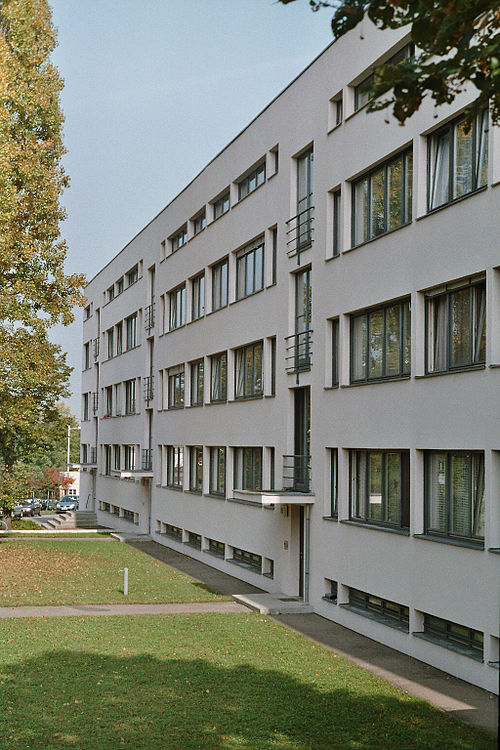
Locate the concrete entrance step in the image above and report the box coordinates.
[233,592,314,615]
[111,532,152,543]
[40,511,98,530]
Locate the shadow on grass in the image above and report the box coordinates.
[0,650,493,750]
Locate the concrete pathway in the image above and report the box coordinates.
[0,601,247,619]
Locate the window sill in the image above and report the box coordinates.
[488,661,500,669]
[340,604,409,633]
[344,220,411,255]
[227,558,261,574]
[165,485,184,493]
[184,489,202,496]
[414,534,484,550]
[327,121,343,136]
[234,180,266,207]
[231,394,264,403]
[167,405,185,411]
[322,595,338,604]
[184,541,202,551]
[489,364,500,369]
[417,184,487,221]
[186,403,204,408]
[322,515,338,523]
[230,287,265,306]
[341,519,410,536]
[324,385,339,391]
[203,549,225,560]
[488,548,500,554]
[208,399,227,406]
[206,303,229,317]
[167,324,186,334]
[325,253,341,264]
[264,393,276,399]
[203,493,226,501]
[415,365,485,379]
[342,375,410,388]
[413,632,483,662]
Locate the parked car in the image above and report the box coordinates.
[40,498,53,511]
[56,496,79,513]
[12,499,42,518]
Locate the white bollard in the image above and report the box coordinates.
[123,567,128,596]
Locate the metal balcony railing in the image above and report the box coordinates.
[144,302,155,331]
[141,449,153,472]
[285,329,312,373]
[283,454,311,492]
[286,203,314,260]
[92,392,99,414]
[144,375,154,404]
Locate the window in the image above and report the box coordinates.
[232,547,261,572]
[428,109,488,211]
[422,614,483,660]
[332,190,341,256]
[191,273,205,320]
[171,225,187,252]
[351,298,410,382]
[104,445,112,475]
[238,162,266,200]
[330,448,338,517]
[164,523,182,541]
[331,318,339,387]
[113,445,121,470]
[210,352,227,402]
[84,342,90,370]
[115,383,122,416]
[126,265,138,287]
[124,445,136,471]
[235,341,263,399]
[169,285,186,330]
[335,97,343,125]
[82,444,88,464]
[167,446,184,489]
[193,210,206,235]
[83,393,90,421]
[107,286,114,303]
[212,258,228,311]
[168,365,184,409]
[352,149,413,246]
[236,240,264,300]
[296,148,314,249]
[117,277,124,295]
[348,588,409,631]
[126,314,137,350]
[209,447,226,496]
[116,322,123,355]
[293,267,312,371]
[208,539,225,558]
[350,450,410,529]
[354,43,414,112]
[125,379,136,415]
[107,329,114,359]
[234,447,262,491]
[425,451,484,543]
[213,192,230,219]
[426,278,485,373]
[84,305,91,319]
[324,579,338,603]
[270,337,276,396]
[105,386,113,416]
[189,446,203,493]
[271,227,277,285]
[186,531,202,549]
[190,359,204,406]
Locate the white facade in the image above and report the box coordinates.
[81,21,500,693]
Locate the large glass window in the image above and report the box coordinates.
[107,329,114,359]
[352,149,412,246]
[238,162,265,200]
[350,450,410,529]
[189,446,203,493]
[426,278,485,373]
[348,588,409,631]
[234,447,262,491]
[236,240,264,300]
[422,614,483,660]
[212,258,228,311]
[169,285,186,330]
[166,446,184,489]
[124,445,136,471]
[191,273,205,320]
[168,365,184,409]
[84,342,90,370]
[296,148,314,249]
[190,359,204,406]
[213,191,230,219]
[209,447,226,496]
[126,314,137,350]
[171,225,187,252]
[425,451,484,543]
[235,341,263,399]
[354,43,414,112]
[351,298,410,383]
[192,210,206,235]
[210,352,227,403]
[428,109,488,211]
[124,379,136,415]
[293,267,312,371]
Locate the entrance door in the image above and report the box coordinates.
[294,387,310,491]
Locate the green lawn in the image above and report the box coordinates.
[0,539,227,606]
[0,613,494,750]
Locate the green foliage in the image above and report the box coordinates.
[279,0,500,124]
[0,1,86,486]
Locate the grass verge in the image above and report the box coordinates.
[0,613,494,750]
[0,539,227,606]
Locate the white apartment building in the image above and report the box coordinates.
[81,20,500,693]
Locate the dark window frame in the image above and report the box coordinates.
[238,162,266,201]
[234,447,262,491]
[212,257,228,311]
[212,192,230,220]
[166,445,184,489]
[234,341,263,400]
[209,447,226,497]
[349,449,410,530]
[189,445,203,493]
[210,351,227,403]
[168,366,185,409]
[423,613,483,659]
[348,587,409,631]
[190,359,204,406]
[236,240,264,300]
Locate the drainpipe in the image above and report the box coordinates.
[304,504,310,603]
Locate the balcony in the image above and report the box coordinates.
[285,330,312,373]
[144,303,155,332]
[286,203,314,262]
[283,454,311,493]
[117,449,153,481]
[144,375,154,405]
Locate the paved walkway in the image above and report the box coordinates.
[0,537,496,736]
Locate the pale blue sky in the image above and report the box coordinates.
[48,0,333,416]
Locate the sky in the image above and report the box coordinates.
[48,0,334,417]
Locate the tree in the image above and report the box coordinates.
[0,0,86,517]
[279,0,500,125]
